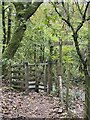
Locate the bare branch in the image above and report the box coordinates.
[83,1,90,20]
[86,16,90,21]
[25,2,42,20]
[76,2,90,33]
[76,20,85,33]
[52,3,74,32]
[75,2,83,16]
[61,2,70,20]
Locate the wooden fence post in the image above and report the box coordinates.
[58,76,63,106]
[55,61,58,91]
[58,39,64,105]
[66,66,70,111]
[48,62,52,94]
[9,63,12,88]
[35,64,39,93]
[44,64,47,92]
[48,40,53,94]
[23,62,29,94]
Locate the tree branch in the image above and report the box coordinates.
[75,2,83,16]
[83,1,90,20]
[14,2,42,21]
[61,2,70,21]
[86,16,90,21]
[25,2,42,20]
[72,33,88,75]
[76,20,85,33]
[52,3,74,32]
[76,2,90,33]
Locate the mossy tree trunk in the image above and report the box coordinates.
[3,19,26,59]
[2,2,42,60]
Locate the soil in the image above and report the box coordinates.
[0,86,84,119]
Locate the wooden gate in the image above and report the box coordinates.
[9,62,49,93]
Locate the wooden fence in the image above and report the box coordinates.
[9,62,58,93]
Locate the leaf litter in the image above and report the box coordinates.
[0,86,84,119]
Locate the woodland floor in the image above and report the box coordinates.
[0,85,85,119]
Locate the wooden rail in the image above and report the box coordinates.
[9,62,56,93]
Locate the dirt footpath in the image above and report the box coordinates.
[1,87,84,119]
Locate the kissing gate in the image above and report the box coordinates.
[9,61,58,94]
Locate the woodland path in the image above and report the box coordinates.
[1,86,84,119]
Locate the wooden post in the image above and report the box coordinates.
[58,76,63,105]
[40,45,43,63]
[59,39,62,76]
[58,39,63,105]
[44,64,47,92]
[48,63,51,94]
[9,63,12,88]
[35,64,39,93]
[55,61,58,91]
[66,65,70,111]
[45,61,49,93]
[23,61,29,94]
[18,65,21,88]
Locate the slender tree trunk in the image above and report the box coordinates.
[85,4,90,120]
[59,39,62,76]
[48,40,53,93]
[34,44,37,63]
[85,74,90,120]
[73,32,90,120]
[2,2,6,53]
[53,2,90,119]
[42,45,45,62]
[7,6,12,45]
[66,65,70,111]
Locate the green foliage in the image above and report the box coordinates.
[2,2,88,83]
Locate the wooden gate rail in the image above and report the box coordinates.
[9,62,52,93]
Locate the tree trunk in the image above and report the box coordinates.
[53,2,90,119]
[85,74,90,120]
[3,19,26,59]
[73,32,90,120]
[48,40,53,93]
[2,2,6,53]
[2,2,42,60]
[85,4,90,119]
[7,6,12,45]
